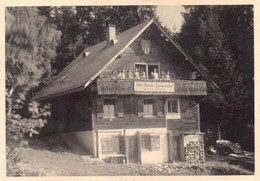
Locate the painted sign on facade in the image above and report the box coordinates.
[134,82,175,92]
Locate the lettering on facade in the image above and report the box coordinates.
[134,82,175,92]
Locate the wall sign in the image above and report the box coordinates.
[134,82,175,92]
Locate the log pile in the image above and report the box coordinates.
[184,141,205,164]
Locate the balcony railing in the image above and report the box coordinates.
[97,79,207,96]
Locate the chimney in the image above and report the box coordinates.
[106,21,117,46]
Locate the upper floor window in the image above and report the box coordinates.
[166,99,180,119]
[168,99,179,113]
[134,63,159,80]
[143,99,154,117]
[148,65,159,80]
[103,99,115,118]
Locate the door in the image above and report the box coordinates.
[126,136,138,163]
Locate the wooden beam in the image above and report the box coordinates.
[137,131,142,163]
[97,80,207,95]
[124,129,128,164]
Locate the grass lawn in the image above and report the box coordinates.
[6,136,254,176]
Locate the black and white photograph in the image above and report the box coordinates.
[2,1,256,179]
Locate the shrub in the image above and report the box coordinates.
[6,101,51,156]
[216,140,242,155]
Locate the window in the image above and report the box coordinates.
[143,99,154,117]
[141,135,151,151]
[103,99,115,118]
[168,100,179,113]
[141,134,160,152]
[134,63,159,80]
[101,138,113,153]
[101,136,121,154]
[151,135,160,151]
[148,65,159,80]
[166,99,180,119]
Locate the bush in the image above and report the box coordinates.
[6,101,51,156]
[216,140,242,155]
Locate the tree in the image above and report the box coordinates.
[176,6,254,150]
[38,6,156,74]
[5,7,61,147]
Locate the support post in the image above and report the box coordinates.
[137,131,142,163]
[167,131,173,162]
[96,130,99,158]
[124,129,128,163]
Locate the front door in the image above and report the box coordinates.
[126,135,138,163]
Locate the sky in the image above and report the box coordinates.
[156,6,186,33]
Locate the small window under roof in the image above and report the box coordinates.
[84,52,90,57]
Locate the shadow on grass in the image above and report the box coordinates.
[206,153,254,172]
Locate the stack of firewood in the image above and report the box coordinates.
[184,141,205,164]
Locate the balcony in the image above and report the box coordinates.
[97,79,207,96]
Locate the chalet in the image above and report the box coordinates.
[32,19,217,164]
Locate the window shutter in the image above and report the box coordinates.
[137,97,144,117]
[117,98,124,118]
[112,136,120,153]
[151,134,160,151]
[157,98,163,117]
[96,97,103,118]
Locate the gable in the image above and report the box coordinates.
[32,19,154,101]
[32,19,217,101]
[100,31,193,81]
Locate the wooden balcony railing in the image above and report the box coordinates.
[97,79,207,96]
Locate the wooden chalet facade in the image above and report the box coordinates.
[33,19,217,164]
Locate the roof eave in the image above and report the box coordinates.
[153,20,219,90]
[31,85,85,102]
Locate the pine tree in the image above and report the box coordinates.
[38,6,156,74]
[5,7,61,147]
[177,6,253,150]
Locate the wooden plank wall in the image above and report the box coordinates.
[167,98,200,135]
[93,95,166,130]
[97,80,207,96]
[93,95,200,134]
[41,91,94,134]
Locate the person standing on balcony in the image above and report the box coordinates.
[151,68,159,80]
[165,71,170,80]
[134,68,140,79]
[141,71,146,79]
[127,69,134,79]
[121,69,126,79]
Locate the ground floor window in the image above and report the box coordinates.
[141,134,160,152]
[168,99,179,113]
[101,136,121,154]
[141,135,151,151]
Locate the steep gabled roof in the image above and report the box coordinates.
[32,19,153,101]
[32,19,217,101]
